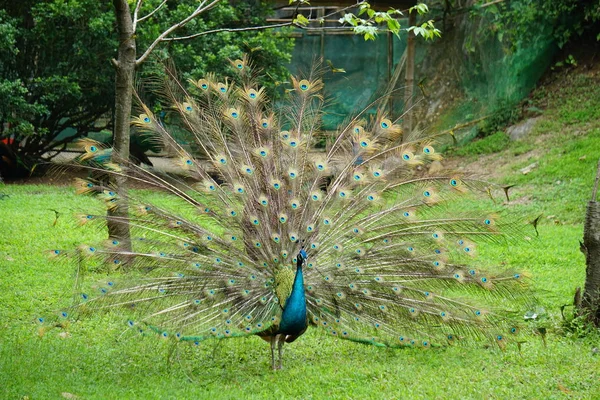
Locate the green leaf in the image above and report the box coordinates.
[293,14,310,27]
[410,3,429,15]
[386,19,400,35]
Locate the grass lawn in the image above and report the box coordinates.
[1,68,600,399]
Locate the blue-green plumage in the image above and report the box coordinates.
[278,251,308,336]
[259,249,309,369]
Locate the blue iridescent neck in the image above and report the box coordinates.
[279,251,307,334]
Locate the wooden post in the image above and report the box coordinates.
[318,7,325,60]
[580,159,600,325]
[403,9,416,137]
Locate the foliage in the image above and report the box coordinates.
[135,0,294,92]
[473,0,600,49]
[0,1,116,177]
[337,2,440,41]
[0,0,293,178]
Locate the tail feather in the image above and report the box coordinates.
[46,58,534,352]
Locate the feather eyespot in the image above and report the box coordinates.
[198,79,209,90]
[299,80,310,91]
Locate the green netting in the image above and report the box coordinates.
[288,27,407,130]
[285,5,558,140]
[420,5,557,141]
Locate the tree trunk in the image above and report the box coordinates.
[581,160,600,325]
[403,10,416,138]
[108,0,135,252]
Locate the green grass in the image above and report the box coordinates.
[2,67,600,399]
[451,131,511,157]
[0,185,598,399]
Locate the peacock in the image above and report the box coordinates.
[46,57,532,370]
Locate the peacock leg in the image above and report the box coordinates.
[270,336,277,370]
[277,335,285,370]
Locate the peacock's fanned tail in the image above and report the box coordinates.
[48,57,532,350]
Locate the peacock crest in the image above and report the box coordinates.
[46,56,532,370]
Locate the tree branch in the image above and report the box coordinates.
[132,0,144,32]
[136,0,220,66]
[136,0,168,28]
[162,1,393,43]
[163,22,295,41]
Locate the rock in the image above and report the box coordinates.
[506,117,541,141]
[520,162,538,175]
